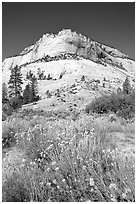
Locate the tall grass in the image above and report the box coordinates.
[2,109,135,202]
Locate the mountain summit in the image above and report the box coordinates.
[2,29,134,71]
[2,29,135,110]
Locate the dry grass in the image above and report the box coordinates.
[2,109,135,202]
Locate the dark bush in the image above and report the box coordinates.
[2,126,16,148]
[10,96,23,110]
[2,174,30,202]
[85,90,135,119]
[123,76,131,94]
[2,111,7,121]
[2,102,13,117]
[81,75,85,81]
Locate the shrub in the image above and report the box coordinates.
[2,111,7,121]
[2,102,13,116]
[10,96,23,110]
[2,173,30,202]
[81,75,85,81]
[85,90,135,119]
[2,83,8,103]
[123,77,131,94]
[2,126,16,148]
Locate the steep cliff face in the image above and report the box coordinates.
[2,29,135,104]
[2,29,134,73]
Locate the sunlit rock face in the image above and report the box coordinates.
[2,29,135,97]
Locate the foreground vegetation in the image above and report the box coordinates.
[2,108,135,202]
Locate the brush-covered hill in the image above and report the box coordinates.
[2,29,135,202]
[2,29,135,110]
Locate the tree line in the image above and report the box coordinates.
[85,76,135,119]
[2,66,39,118]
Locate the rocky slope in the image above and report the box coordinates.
[2,29,135,110]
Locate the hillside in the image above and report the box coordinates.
[2,29,135,110]
[2,29,135,202]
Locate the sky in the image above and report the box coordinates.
[2,2,135,61]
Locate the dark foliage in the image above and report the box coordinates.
[98,52,106,59]
[9,96,23,110]
[47,73,52,80]
[24,71,39,104]
[85,90,135,119]
[123,76,131,94]
[2,103,13,121]
[23,83,31,104]
[8,65,23,98]
[81,75,85,81]
[30,75,39,102]
[20,53,81,68]
[2,83,8,103]
[59,72,63,79]
[2,125,16,148]
[2,174,30,202]
[37,68,46,80]
[26,70,34,80]
[23,79,39,104]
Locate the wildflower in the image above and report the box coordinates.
[122,193,126,199]
[55,167,59,171]
[125,188,131,193]
[107,149,111,153]
[89,178,94,186]
[83,165,86,170]
[77,155,80,159]
[53,179,57,184]
[111,197,117,202]
[80,198,83,201]
[47,168,50,172]
[40,152,43,156]
[46,182,51,187]
[47,198,51,202]
[30,161,36,166]
[90,188,94,192]
[20,163,25,168]
[51,161,56,166]
[22,158,26,163]
[40,182,44,186]
[62,179,66,183]
[109,183,117,190]
[30,199,34,202]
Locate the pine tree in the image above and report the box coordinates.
[37,68,42,80]
[2,83,8,103]
[8,65,23,98]
[26,70,33,80]
[81,75,85,81]
[37,68,41,77]
[29,75,39,102]
[47,73,51,80]
[23,83,31,104]
[24,72,39,103]
[123,76,131,94]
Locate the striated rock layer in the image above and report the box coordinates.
[2,29,135,107]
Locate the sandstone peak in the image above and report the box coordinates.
[2,29,135,106]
